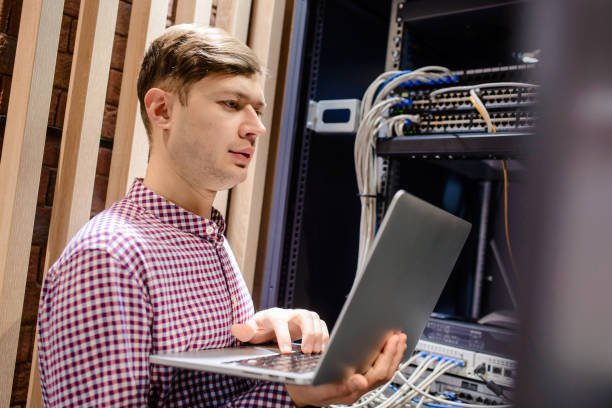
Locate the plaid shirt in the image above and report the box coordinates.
[37,179,294,407]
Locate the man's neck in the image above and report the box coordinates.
[143,152,216,219]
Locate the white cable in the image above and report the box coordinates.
[468,89,494,133]
[329,354,425,408]
[354,67,452,273]
[429,82,538,99]
[394,371,512,408]
[383,359,456,408]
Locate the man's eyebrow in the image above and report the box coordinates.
[214,90,266,108]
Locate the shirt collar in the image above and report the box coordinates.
[126,178,226,243]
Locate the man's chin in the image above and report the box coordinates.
[212,170,248,191]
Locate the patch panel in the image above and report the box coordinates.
[383,64,538,138]
[407,111,535,134]
[400,365,510,406]
[413,340,476,379]
[413,340,517,389]
[475,354,517,389]
[401,88,537,112]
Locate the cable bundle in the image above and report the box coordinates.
[329,353,511,408]
[354,66,453,274]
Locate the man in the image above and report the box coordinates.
[37,25,407,407]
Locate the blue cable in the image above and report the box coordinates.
[374,70,412,100]
[411,398,457,408]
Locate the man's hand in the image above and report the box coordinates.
[285,332,408,407]
[231,308,329,354]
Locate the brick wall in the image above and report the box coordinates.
[0,0,184,405]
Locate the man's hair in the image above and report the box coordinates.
[137,24,263,137]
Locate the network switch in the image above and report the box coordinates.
[384,64,538,136]
[413,340,517,388]
[400,364,510,406]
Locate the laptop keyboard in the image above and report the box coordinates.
[232,351,321,373]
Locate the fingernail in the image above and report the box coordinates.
[282,345,291,353]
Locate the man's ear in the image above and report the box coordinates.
[144,88,174,132]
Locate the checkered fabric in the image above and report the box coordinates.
[37,179,295,407]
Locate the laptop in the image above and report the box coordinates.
[150,190,471,385]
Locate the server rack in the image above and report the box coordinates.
[264,0,527,328]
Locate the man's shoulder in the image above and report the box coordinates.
[54,197,152,268]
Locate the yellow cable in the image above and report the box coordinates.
[469,93,496,133]
[501,160,519,279]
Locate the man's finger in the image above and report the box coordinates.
[293,311,315,354]
[366,334,401,385]
[285,374,368,407]
[387,334,407,378]
[272,321,293,353]
[321,320,330,350]
[230,320,259,342]
[311,312,323,353]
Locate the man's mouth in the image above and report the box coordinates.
[229,147,255,160]
[229,148,255,164]
[231,151,251,159]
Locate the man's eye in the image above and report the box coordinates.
[223,101,239,109]
[255,110,263,118]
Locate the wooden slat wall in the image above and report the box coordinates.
[216,0,252,44]
[104,0,168,207]
[226,0,287,292]
[25,1,120,406]
[0,0,63,405]
[0,0,294,402]
[175,0,212,25]
[212,0,253,219]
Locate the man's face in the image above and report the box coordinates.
[163,73,266,192]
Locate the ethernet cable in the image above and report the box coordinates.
[501,160,520,280]
[380,358,458,408]
[337,352,428,408]
[355,66,453,273]
[429,82,539,100]
[330,352,511,408]
[394,371,512,408]
[468,89,495,133]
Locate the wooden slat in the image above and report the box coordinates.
[175,0,212,25]
[0,0,63,405]
[25,1,119,406]
[216,0,252,43]
[226,0,286,292]
[105,0,168,207]
[212,0,253,219]
[251,0,295,307]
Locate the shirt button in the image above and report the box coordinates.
[231,295,237,306]
[206,226,215,235]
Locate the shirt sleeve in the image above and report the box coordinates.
[37,249,152,407]
[228,381,296,407]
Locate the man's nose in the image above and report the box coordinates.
[239,106,266,143]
